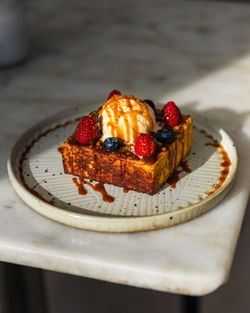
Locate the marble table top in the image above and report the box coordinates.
[0,0,250,296]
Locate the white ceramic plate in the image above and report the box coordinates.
[7,105,238,232]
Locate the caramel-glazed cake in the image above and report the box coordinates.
[58,91,193,195]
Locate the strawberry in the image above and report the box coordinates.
[75,116,99,144]
[134,134,156,157]
[163,101,182,128]
[107,89,121,100]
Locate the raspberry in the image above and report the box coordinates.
[107,89,121,100]
[134,134,156,157]
[163,101,182,128]
[75,116,99,144]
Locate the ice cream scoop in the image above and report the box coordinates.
[99,95,160,144]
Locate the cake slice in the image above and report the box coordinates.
[58,114,192,195]
[58,92,193,195]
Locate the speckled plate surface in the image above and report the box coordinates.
[7,105,238,232]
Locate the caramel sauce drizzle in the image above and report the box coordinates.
[72,177,87,195]
[167,169,182,189]
[167,160,192,189]
[100,95,154,143]
[165,124,192,189]
[201,129,232,195]
[91,182,115,203]
[181,160,192,173]
[72,177,114,203]
[32,179,47,189]
[20,113,231,206]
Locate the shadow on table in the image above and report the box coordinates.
[185,102,250,162]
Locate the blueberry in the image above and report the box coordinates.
[144,99,156,111]
[104,137,122,151]
[92,113,100,123]
[155,128,175,144]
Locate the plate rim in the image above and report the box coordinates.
[7,105,239,232]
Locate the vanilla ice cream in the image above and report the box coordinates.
[99,95,160,144]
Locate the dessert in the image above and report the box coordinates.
[58,91,193,195]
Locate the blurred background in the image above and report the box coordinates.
[1,0,250,312]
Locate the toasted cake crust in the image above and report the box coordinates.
[58,115,193,195]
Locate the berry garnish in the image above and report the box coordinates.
[155,128,175,144]
[134,134,156,157]
[91,112,100,123]
[75,116,99,145]
[163,101,182,128]
[104,137,122,151]
[144,99,156,111]
[107,89,121,100]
